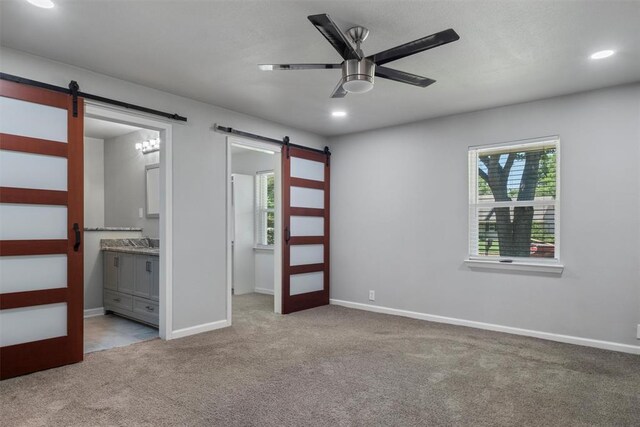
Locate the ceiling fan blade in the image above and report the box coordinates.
[308,14,361,61]
[330,79,348,98]
[367,28,460,66]
[375,66,436,88]
[258,64,342,71]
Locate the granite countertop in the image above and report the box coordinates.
[85,227,143,232]
[102,247,159,256]
[101,238,159,256]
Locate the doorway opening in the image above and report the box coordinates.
[82,104,172,352]
[227,137,282,322]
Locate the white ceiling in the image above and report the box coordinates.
[1,1,639,136]
[84,117,142,140]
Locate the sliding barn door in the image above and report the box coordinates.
[0,80,84,379]
[282,146,329,314]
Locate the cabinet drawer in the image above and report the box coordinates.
[104,290,133,312]
[133,297,159,325]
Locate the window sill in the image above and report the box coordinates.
[254,246,274,252]
[464,258,564,274]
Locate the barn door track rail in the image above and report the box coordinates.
[214,124,330,159]
[0,72,187,122]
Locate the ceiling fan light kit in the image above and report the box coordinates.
[342,58,375,93]
[259,13,459,98]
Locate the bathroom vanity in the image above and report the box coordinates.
[102,238,159,327]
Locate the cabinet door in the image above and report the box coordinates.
[134,255,152,298]
[104,252,118,290]
[117,253,135,294]
[150,257,159,301]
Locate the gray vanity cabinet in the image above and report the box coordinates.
[134,256,153,298]
[103,252,134,292]
[103,251,159,327]
[134,255,159,302]
[151,257,160,301]
[104,252,118,290]
[117,254,135,294]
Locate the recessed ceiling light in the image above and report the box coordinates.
[26,0,55,8]
[332,111,347,117]
[590,50,615,60]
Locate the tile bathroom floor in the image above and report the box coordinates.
[84,313,158,353]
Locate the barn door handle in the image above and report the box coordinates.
[285,226,290,244]
[73,223,81,251]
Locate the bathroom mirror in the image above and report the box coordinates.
[145,164,160,218]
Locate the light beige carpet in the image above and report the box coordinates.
[1,293,639,426]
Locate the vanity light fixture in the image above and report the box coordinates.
[332,111,347,117]
[135,138,160,154]
[26,0,55,8]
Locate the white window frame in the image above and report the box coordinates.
[465,136,564,274]
[255,170,275,250]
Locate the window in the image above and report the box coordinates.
[255,171,275,248]
[468,137,560,266]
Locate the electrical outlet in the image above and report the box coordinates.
[637,324,640,339]
[139,208,144,218]
[368,290,375,301]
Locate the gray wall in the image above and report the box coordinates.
[232,149,276,293]
[0,47,328,332]
[83,136,105,228]
[104,129,160,238]
[329,83,640,347]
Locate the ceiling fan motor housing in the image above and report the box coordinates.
[342,59,376,93]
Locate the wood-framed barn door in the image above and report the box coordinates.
[282,146,329,314]
[0,79,84,379]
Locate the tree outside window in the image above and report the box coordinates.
[470,139,559,260]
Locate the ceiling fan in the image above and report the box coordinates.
[259,13,460,98]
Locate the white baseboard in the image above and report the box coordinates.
[84,307,105,318]
[170,319,230,340]
[330,299,640,355]
[254,287,274,295]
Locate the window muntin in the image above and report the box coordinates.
[255,171,275,247]
[469,138,559,261]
